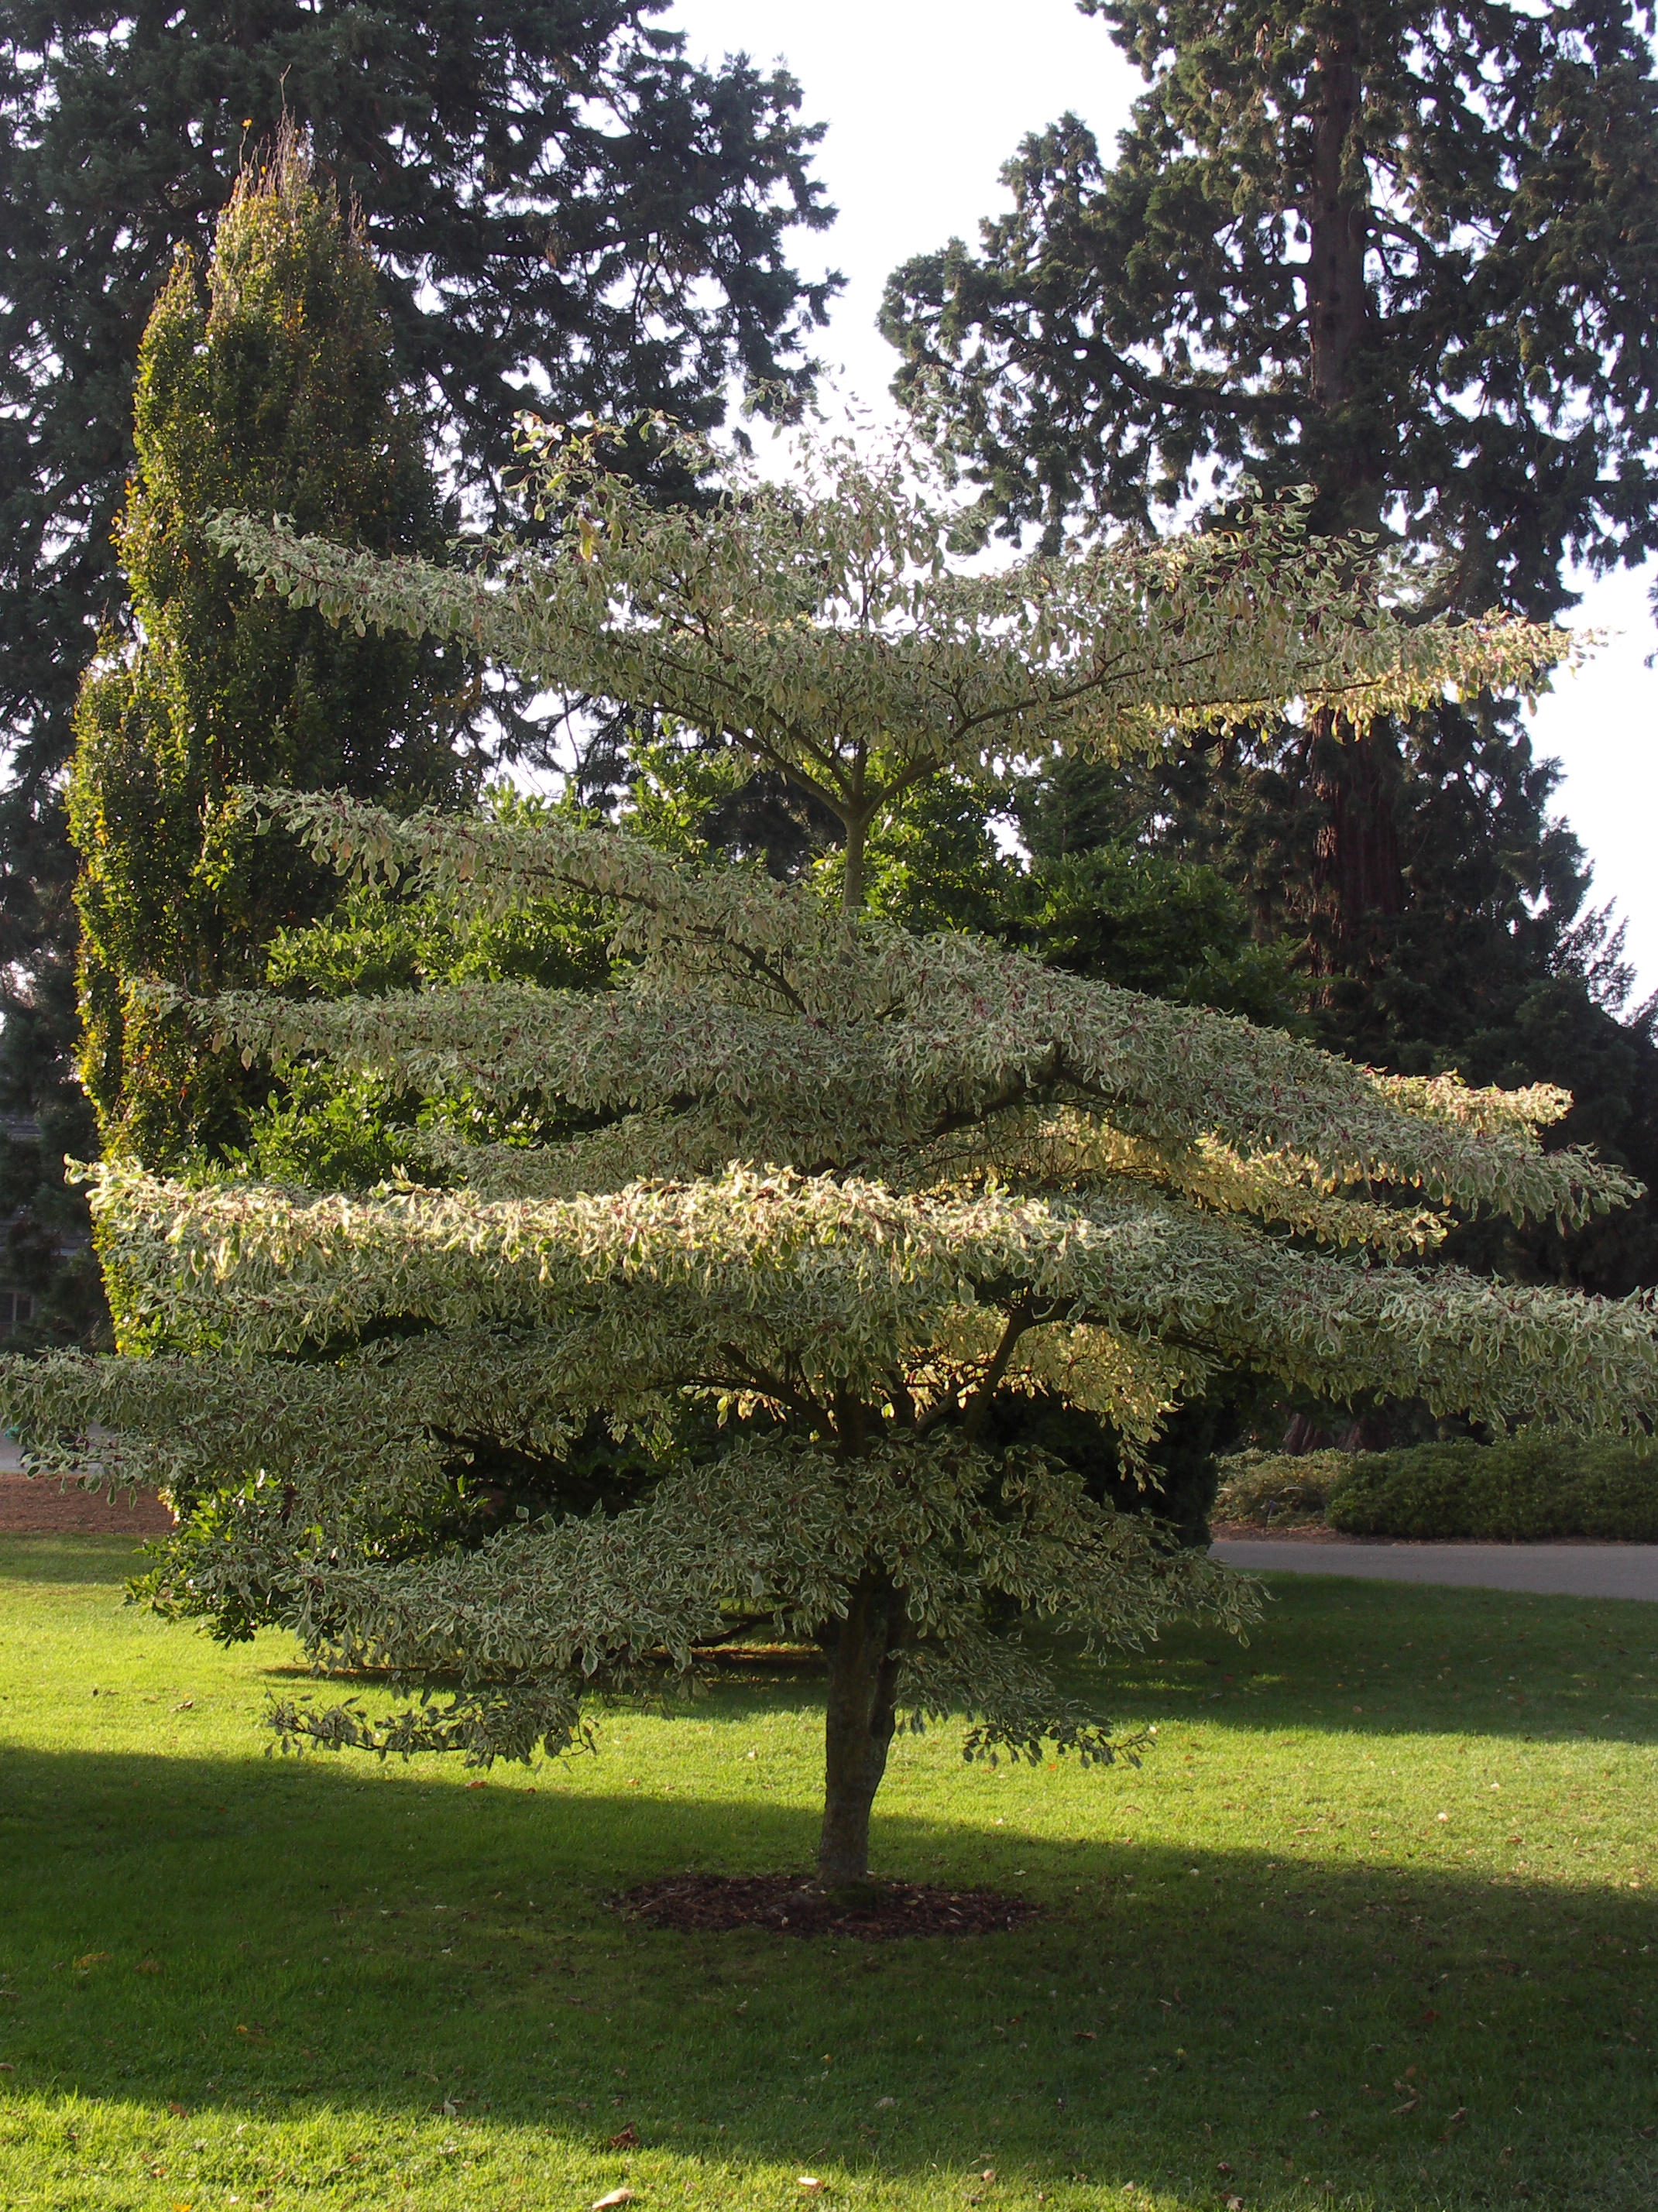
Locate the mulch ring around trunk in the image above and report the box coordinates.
[620,1872,1040,1939]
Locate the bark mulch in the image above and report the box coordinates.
[0,1472,173,1535]
[620,1872,1039,1940]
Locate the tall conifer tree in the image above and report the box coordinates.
[882,0,1658,1289]
[68,129,477,1167]
[2,1,834,794]
[884,0,1658,607]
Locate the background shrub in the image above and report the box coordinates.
[1213,1449,1353,1529]
[1324,1438,1658,1541]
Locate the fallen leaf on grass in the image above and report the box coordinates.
[608,2125,638,2149]
[1073,2030,1097,2043]
[0,2063,15,2073]
[1224,2197,1244,2210]
[798,2179,824,2193]
[73,1953,109,1971]
[591,2193,633,2210]
[1216,2162,1234,2176]
[172,1701,194,1712]
[167,2103,187,2117]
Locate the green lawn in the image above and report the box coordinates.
[1,1536,1654,2212]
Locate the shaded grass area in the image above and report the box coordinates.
[1,1535,1655,2210]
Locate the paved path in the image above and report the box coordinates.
[1211,1538,1658,1601]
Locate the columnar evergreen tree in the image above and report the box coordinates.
[7,426,1655,1887]
[68,130,478,1168]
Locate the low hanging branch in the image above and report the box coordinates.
[7,417,1652,1887]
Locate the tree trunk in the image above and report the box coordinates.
[840,808,869,913]
[1293,26,1405,980]
[1304,708,1404,991]
[817,1573,903,1885]
[1306,29,1368,420]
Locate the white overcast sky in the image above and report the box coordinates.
[668,0,1658,999]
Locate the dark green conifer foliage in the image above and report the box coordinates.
[884,0,1658,608]
[2,1,834,795]
[69,130,476,1165]
[0,0,835,1323]
[1148,701,1658,1293]
[883,0,1658,1291]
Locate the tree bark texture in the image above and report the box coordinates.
[817,1573,904,1884]
[1306,29,1368,418]
[1305,708,1405,985]
[839,808,869,913]
[1297,38,1404,979]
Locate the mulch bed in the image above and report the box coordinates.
[0,1472,174,1536]
[620,1872,1040,1940]
[700,1642,824,1670]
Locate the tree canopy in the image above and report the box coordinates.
[212,420,1569,904]
[1,0,836,794]
[6,424,1652,1886]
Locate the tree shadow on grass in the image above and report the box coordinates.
[5,1542,1656,2204]
[252,1567,1658,1758]
[1097,1576,1658,1752]
[0,1531,151,1586]
[12,1531,1657,1750]
[2,1740,1654,2211]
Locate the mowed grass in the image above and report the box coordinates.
[1,1537,1655,2212]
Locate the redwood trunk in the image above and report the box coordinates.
[817,1575,902,1885]
[1306,29,1368,420]
[1306,708,1405,986]
[1298,28,1408,977]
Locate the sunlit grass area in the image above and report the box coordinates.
[1,1534,1654,2210]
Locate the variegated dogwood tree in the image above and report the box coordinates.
[8,423,1656,1886]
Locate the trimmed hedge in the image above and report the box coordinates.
[1323,1437,1658,1542]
